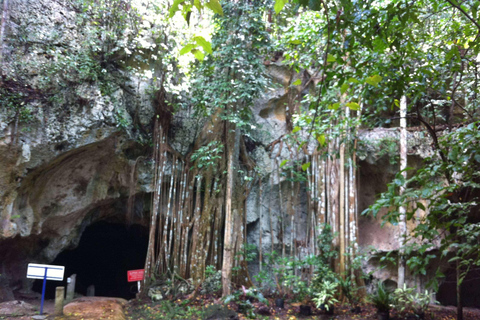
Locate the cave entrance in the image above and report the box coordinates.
[33,221,148,300]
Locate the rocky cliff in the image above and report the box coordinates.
[0,0,440,303]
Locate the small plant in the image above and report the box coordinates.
[338,276,361,309]
[392,285,431,317]
[312,280,339,312]
[223,287,268,319]
[311,224,339,293]
[409,291,431,316]
[200,265,221,294]
[369,281,391,318]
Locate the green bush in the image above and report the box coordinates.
[369,281,391,313]
[312,280,339,311]
[392,284,431,315]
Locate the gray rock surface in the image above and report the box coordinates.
[0,0,441,302]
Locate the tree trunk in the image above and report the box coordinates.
[398,95,407,288]
[457,254,463,320]
[222,121,238,297]
[0,0,9,78]
[258,179,263,277]
[328,138,340,273]
[339,134,346,277]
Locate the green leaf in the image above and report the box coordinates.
[302,162,311,171]
[394,99,400,107]
[193,0,201,11]
[448,256,461,263]
[292,79,302,86]
[194,36,212,54]
[474,154,480,163]
[366,75,383,87]
[205,0,223,15]
[191,49,205,61]
[346,102,360,111]
[327,54,336,62]
[274,0,288,14]
[416,202,426,211]
[436,269,445,278]
[179,44,195,55]
[280,159,289,167]
[317,134,326,146]
[341,83,349,94]
[347,77,360,83]
[292,126,301,133]
[328,103,341,110]
[289,39,302,45]
[169,0,185,18]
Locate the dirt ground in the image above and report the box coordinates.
[0,297,125,320]
[125,295,480,320]
[2,297,480,320]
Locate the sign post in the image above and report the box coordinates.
[27,263,65,315]
[127,269,144,293]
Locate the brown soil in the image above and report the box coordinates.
[2,297,480,320]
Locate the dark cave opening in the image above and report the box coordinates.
[32,222,148,300]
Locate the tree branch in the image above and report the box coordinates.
[444,0,480,32]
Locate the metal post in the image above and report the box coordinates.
[40,267,48,315]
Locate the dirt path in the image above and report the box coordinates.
[0,299,54,320]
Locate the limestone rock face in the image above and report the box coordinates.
[0,0,157,300]
[0,0,441,303]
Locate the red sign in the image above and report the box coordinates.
[127,269,145,282]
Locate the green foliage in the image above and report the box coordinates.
[4,0,185,134]
[0,88,35,124]
[369,281,391,313]
[232,243,257,276]
[337,276,358,306]
[364,122,480,290]
[280,160,308,183]
[129,301,205,320]
[273,255,308,298]
[204,264,217,279]
[274,0,480,147]
[190,140,224,171]
[312,280,339,311]
[357,136,400,165]
[189,0,271,123]
[223,288,267,319]
[310,224,339,294]
[24,0,143,97]
[391,285,432,315]
[169,0,223,22]
[201,265,222,294]
[253,224,339,301]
